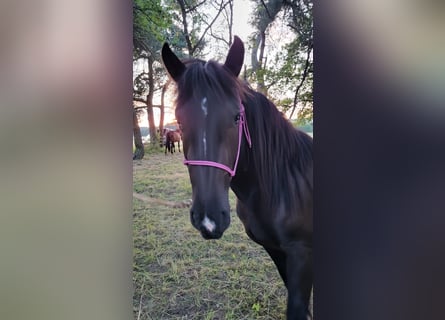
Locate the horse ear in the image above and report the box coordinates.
[162,43,185,82]
[223,36,244,77]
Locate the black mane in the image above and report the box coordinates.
[241,87,313,210]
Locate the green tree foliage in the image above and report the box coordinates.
[164,0,234,58]
[133,0,172,54]
[133,0,174,148]
[132,0,313,154]
[249,0,313,122]
[132,0,234,153]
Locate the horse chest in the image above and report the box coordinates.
[235,199,282,248]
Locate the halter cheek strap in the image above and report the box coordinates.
[183,102,252,177]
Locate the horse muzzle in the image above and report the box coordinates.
[200,227,223,240]
[190,207,230,240]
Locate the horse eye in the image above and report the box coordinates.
[234,114,241,124]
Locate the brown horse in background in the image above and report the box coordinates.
[165,129,181,155]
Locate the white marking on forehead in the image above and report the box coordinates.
[201,97,208,156]
[202,216,216,233]
[203,131,207,156]
[201,97,208,117]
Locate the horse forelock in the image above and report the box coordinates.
[175,60,244,114]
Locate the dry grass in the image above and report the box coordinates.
[133,151,287,319]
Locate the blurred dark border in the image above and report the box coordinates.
[315,1,445,319]
[0,1,133,319]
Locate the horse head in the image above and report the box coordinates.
[162,37,246,239]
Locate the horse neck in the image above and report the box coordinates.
[231,94,312,207]
[229,140,258,202]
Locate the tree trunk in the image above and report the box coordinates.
[159,82,168,139]
[258,30,267,94]
[289,44,312,119]
[133,108,144,160]
[251,31,267,95]
[251,33,261,77]
[146,57,157,146]
[227,0,233,45]
[176,0,193,56]
[250,0,283,94]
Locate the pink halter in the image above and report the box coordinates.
[183,102,252,177]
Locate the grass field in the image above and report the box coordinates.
[133,150,288,320]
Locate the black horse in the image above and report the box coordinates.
[162,36,312,319]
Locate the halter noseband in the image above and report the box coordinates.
[183,102,252,177]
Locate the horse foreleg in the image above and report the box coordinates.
[178,140,181,153]
[284,241,312,320]
[264,246,288,286]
